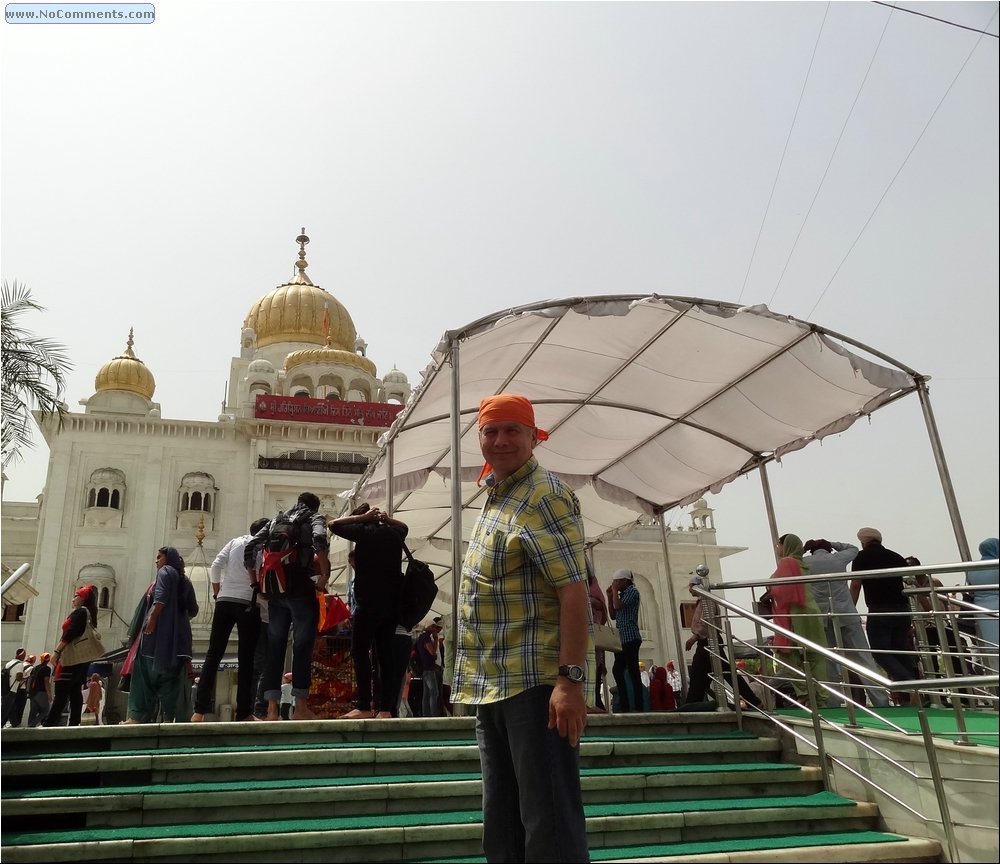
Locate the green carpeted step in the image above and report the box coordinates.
[0,731,758,763]
[1,791,855,846]
[586,790,852,817]
[778,706,999,748]
[417,830,909,863]
[3,760,800,801]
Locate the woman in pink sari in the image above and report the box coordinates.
[770,534,828,707]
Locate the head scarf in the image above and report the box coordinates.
[857,527,882,545]
[158,546,185,576]
[980,537,998,561]
[613,568,634,583]
[968,537,999,594]
[778,534,809,574]
[476,394,549,485]
[73,584,98,626]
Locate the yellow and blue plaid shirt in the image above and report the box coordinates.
[452,456,587,705]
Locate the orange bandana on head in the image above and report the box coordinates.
[476,394,549,485]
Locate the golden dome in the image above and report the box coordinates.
[284,346,377,376]
[243,230,357,350]
[94,329,156,399]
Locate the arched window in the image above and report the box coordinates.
[176,472,218,530]
[83,468,126,528]
[77,565,116,616]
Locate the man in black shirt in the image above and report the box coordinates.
[27,652,53,727]
[850,527,918,704]
[329,504,408,718]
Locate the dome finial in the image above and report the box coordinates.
[293,228,314,285]
[195,514,206,546]
[94,328,156,398]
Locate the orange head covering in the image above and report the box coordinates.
[476,394,549,485]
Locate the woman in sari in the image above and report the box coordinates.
[124,547,198,723]
[770,534,828,707]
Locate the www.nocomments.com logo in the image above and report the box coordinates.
[6,4,155,24]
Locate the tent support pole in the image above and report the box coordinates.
[759,462,781,564]
[449,336,464,644]
[386,440,394,517]
[659,518,689,698]
[915,379,971,562]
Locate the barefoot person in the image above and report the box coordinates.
[244,492,329,721]
[328,504,409,719]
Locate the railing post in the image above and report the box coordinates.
[700,567,728,711]
[917,707,963,863]
[805,673,831,792]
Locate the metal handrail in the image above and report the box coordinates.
[692,562,999,864]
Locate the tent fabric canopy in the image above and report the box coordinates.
[336,296,919,596]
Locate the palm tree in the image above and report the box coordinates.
[1,281,72,469]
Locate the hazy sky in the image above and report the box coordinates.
[2,1,997,591]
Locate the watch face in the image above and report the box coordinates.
[561,664,585,682]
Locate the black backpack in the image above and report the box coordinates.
[28,664,47,695]
[398,543,438,630]
[261,508,315,592]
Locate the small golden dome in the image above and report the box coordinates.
[284,346,377,377]
[94,329,156,399]
[243,230,357,350]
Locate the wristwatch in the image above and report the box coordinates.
[558,664,585,683]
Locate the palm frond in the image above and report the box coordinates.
[1,280,73,468]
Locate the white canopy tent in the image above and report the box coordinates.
[336,295,968,670]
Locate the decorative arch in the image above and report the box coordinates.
[317,373,345,401]
[83,468,126,529]
[287,374,312,398]
[176,471,218,532]
[346,377,372,402]
[76,563,117,616]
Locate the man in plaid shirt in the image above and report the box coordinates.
[453,394,590,863]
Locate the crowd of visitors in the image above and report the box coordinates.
[3,390,996,864]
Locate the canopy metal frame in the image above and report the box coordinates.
[340,294,969,672]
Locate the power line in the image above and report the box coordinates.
[768,4,895,309]
[872,1,1000,38]
[737,2,832,304]
[806,5,999,320]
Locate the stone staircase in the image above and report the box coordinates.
[1,712,942,863]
